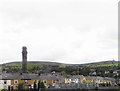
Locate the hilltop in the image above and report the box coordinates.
[81,60,118,67]
[1,60,118,67]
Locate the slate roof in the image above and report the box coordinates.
[1,73,40,80]
[85,76,115,82]
[86,76,104,80]
[0,73,115,82]
[0,73,64,80]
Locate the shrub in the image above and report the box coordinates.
[1,89,7,91]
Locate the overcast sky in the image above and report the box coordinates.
[0,0,118,64]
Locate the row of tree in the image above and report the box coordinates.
[2,64,118,77]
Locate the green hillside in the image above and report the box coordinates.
[1,61,118,77]
[87,62,118,67]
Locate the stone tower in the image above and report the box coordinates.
[22,46,27,73]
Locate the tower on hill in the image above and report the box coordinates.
[22,46,27,73]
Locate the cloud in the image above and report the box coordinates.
[0,0,118,64]
[0,26,118,64]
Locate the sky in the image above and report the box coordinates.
[0,0,118,64]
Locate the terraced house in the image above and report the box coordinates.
[0,72,116,89]
[11,80,35,89]
[0,80,11,90]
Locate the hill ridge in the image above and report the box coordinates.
[1,60,118,67]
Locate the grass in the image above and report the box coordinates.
[2,63,43,72]
[88,63,118,67]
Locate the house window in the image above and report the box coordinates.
[25,80,28,84]
[4,80,7,84]
[16,85,18,89]
[53,80,55,83]
[44,80,46,83]
[14,80,18,84]
[14,85,18,89]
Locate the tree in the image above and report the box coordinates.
[40,81,46,88]
[34,80,37,89]
[18,83,24,90]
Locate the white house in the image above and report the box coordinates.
[0,80,11,90]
